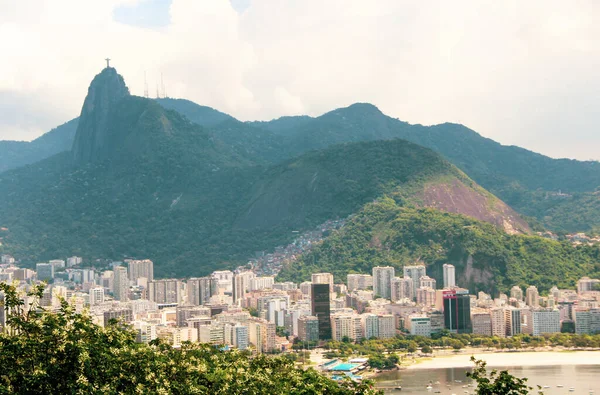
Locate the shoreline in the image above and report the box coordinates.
[404,349,600,371]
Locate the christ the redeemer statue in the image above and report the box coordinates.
[105,58,111,68]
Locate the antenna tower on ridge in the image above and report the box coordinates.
[144,71,149,98]
[161,73,165,99]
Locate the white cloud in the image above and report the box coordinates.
[0,0,599,160]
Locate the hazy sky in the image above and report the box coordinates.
[1,0,599,160]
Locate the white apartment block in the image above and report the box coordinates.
[407,315,431,337]
[391,277,413,302]
[127,259,154,283]
[331,313,363,341]
[443,264,456,288]
[373,266,395,300]
[471,310,492,336]
[532,309,561,336]
[403,265,426,300]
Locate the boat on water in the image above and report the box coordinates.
[557,385,564,388]
[569,388,575,392]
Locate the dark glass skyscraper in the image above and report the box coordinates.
[311,283,331,340]
[443,289,472,334]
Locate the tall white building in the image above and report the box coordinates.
[89,287,105,306]
[232,271,255,305]
[251,276,275,291]
[443,264,456,288]
[113,266,129,302]
[127,259,154,283]
[148,279,181,304]
[532,309,560,336]
[331,313,363,341]
[373,266,395,300]
[490,308,506,338]
[212,270,234,293]
[391,276,413,302]
[187,277,214,306]
[403,265,426,300]
[526,286,539,308]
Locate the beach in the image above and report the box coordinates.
[407,350,600,370]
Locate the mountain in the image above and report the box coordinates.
[0,68,268,277]
[0,118,78,173]
[252,103,600,233]
[4,97,598,233]
[155,98,234,127]
[276,198,600,294]
[156,99,288,164]
[235,139,529,235]
[0,68,527,276]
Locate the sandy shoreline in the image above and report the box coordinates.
[407,351,600,370]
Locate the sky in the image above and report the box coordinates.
[1,0,599,161]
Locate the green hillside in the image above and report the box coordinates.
[277,197,600,294]
[236,139,529,235]
[0,118,78,173]
[0,69,528,277]
[251,104,600,233]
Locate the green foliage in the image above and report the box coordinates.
[367,354,398,370]
[0,283,381,394]
[277,198,600,293]
[467,357,539,395]
[249,102,600,233]
[0,118,79,174]
[325,333,600,355]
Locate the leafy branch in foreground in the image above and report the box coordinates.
[466,356,541,395]
[0,283,381,394]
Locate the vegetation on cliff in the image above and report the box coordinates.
[277,197,600,293]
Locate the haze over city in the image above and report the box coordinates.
[1,0,599,160]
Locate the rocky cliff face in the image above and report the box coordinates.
[71,67,130,163]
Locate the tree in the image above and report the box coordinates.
[407,341,418,353]
[0,283,383,394]
[466,357,541,395]
[421,345,433,354]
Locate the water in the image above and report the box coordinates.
[375,364,600,394]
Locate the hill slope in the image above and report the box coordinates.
[0,118,78,173]
[0,68,527,276]
[277,198,600,294]
[254,103,600,233]
[0,69,268,276]
[236,139,529,235]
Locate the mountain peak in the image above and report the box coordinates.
[71,67,130,163]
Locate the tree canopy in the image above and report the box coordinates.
[0,283,380,394]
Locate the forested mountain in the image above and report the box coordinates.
[0,67,530,277]
[277,198,600,294]
[4,96,598,233]
[174,100,600,233]
[250,103,600,233]
[0,118,78,173]
[235,139,528,235]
